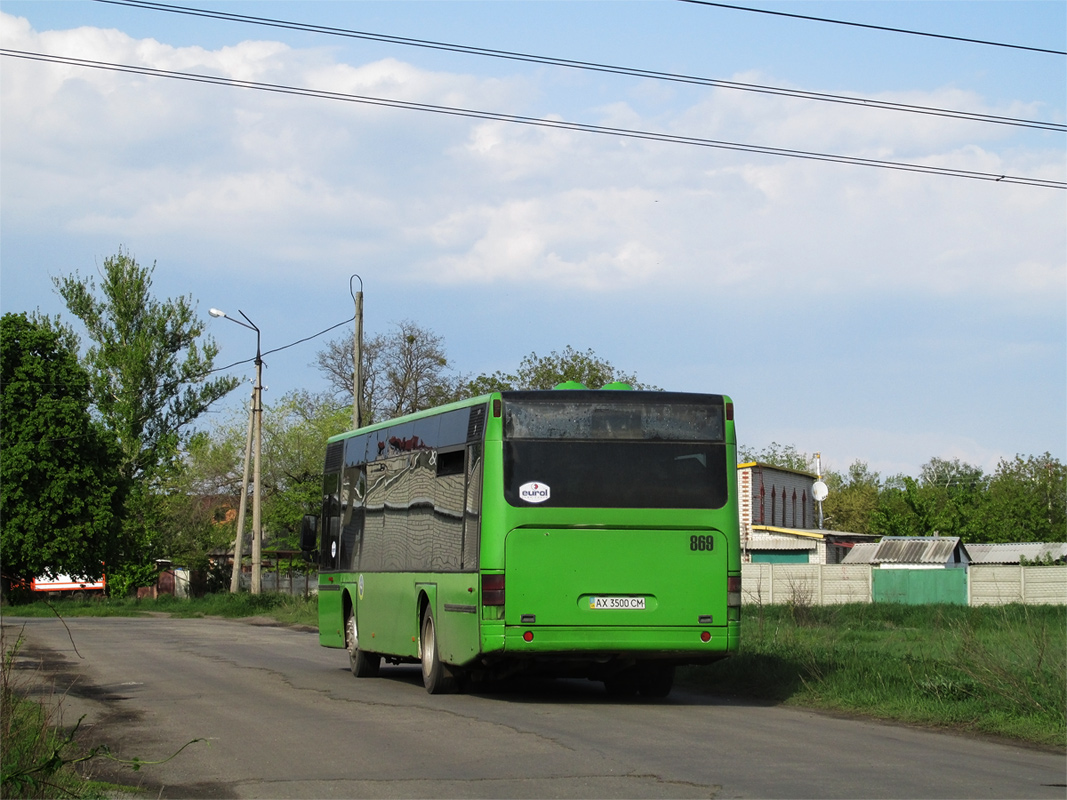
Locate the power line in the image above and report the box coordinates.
[3,48,1062,190]
[91,0,1064,133]
[676,0,1067,56]
[211,315,356,374]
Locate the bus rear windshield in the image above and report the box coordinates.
[502,393,728,509]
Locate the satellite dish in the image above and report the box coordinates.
[812,480,829,502]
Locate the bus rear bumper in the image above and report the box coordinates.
[499,623,738,657]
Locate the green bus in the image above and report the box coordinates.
[302,385,740,696]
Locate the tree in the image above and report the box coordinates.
[0,313,125,587]
[155,429,246,575]
[259,390,351,548]
[54,249,238,484]
[894,457,987,542]
[822,461,881,533]
[972,454,1066,543]
[467,345,656,392]
[378,320,465,418]
[315,320,463,423]
[314,330,384,416]
[738,442,814,472]
[53,248,239,575]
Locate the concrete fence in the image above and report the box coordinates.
[969,565,1067,606]
[740,563,1066,606]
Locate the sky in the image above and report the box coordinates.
[1,0,1064,480]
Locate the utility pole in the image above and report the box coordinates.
[210,307,264,595]
[813,451,829,530]
[229,391,254,593]
[250,318,263,595]
[352,275,364,430]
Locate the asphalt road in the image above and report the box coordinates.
[3,615,1063,799]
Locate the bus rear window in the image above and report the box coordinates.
[503,395,724,442]
[504,441,728,509]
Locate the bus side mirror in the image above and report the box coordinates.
[300,515,318,553]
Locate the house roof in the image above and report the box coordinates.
[842,537,969,565]
[737,462,817,479]
[750,525,879,542]
[746,533,817,551]
[966,542,1067,564]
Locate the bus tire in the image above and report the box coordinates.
[346,611,380,678]
[420,607,457,694]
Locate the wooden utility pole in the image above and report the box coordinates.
[352,275,364,430]
[250,326,263,595]
[229,391,254,593]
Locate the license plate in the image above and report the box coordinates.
[589,596,646,610]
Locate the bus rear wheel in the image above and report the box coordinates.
[346,611,380,678]
[420,607,458,694]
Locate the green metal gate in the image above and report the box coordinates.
[872,568,968,605]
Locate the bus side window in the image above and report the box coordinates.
[340,467,366,571]
[436,449,465,477]
[463,444,482,570]
[321,472,341,572]
[433,448,466,570]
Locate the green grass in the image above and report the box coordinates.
[680,603,1066,749]
[2,591,319,627]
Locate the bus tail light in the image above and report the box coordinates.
[727,575,742,608]
[482,574,505,606]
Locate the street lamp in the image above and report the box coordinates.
[210,308,264,595]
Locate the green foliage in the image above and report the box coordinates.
[156,429,246,570]
[1019,553,1066,566]
[53,248,239,484]
[259,390,351,548]
[683,603,1066,747]
[822,461,880,533]
[738,441,814,472]
[974,454,1066,543]
[52,247,240,573]
[105,562,159,598]
[743,445,1065,543]
[160,389,350,560]
[0,593,319,628]
[0,313,125,586]
[467,345,657,392]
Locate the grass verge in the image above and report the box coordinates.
[2,592,319,628]
[1,628,145,799]
[680,602,1066,749]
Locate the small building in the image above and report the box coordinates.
[737,462,878,565]
[842,536,971,568]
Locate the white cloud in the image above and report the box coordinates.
[4,10,1062,306]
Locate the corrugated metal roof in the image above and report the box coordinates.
[841,537,967,565]
[842,542,880,564]
[966,542,1067,564]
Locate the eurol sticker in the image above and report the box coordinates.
[519,481,551,503]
